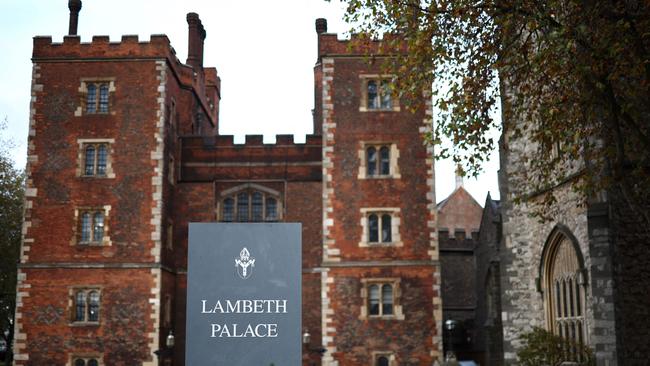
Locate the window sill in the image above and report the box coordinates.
[359,106,401,113]
[359,241,403,248]
[357,174,402,180]
[367,315,401,320]
[70,321,100,327]
[77,241,105,247]
[80,175,114,179]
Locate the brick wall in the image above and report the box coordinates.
[318,32,441,365]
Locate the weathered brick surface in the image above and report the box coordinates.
[319,32,442,364]
[19,269,155,366]
[326,267,439,365]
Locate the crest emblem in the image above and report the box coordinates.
[235,247,255,279]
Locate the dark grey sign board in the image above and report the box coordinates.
[186,223,302,365]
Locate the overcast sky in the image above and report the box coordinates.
[0,0,500,204]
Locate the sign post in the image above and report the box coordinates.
[186,223,302,365]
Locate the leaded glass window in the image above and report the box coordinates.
[221,189,281,222]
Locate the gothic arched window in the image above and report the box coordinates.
[541,227,588,355]
[220,185,281,222]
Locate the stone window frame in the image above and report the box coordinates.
[358,142,401,179]
[359,208,403,247]
[359,74,400,112]
[72,206,112,247]
[76,78,116,116]
[76,139,115,179]
[540,226,589,354]
[371,352,396,366]
[217,183,283,222]
[360,278,404,320]
[68,286,102,326]
[70,355,104,366]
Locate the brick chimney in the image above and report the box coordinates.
[315,18,327,34]
[186,13,206,70]
[68,0,82,36]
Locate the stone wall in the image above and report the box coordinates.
[498,119,618,365]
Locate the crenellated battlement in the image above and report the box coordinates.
[181,134,322,148]
[32,34,179,61]
[317,32,405,58]
[179,134,323,182]
[439,228,480,251]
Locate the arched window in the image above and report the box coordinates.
[98,84,110,113]
[88,290,100,322]
[220,186,281,222]
[368,213,393,243]
[84,145,96,175]
[73,289,100,323]
[74,358,99,366]
[379,146,390,175]
[367,147,377,176]
[541,227,587,355]
[78,209,105,244]
[86,84,97,113]
[367,283,395,316]
[376,356,389,366]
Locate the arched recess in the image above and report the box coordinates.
[217,183,282,222]
[539,224,588,346]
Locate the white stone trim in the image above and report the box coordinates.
[13,64,42,364]
[371,351,397,366]
[68,354,105,366]
[322,57,339,263]
[422,92,443,361]
[220,182,281,197]
[144,60,167,365]
[321,269,339,366]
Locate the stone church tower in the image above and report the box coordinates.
[13,3,442,365]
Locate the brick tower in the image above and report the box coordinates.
[316,21,443,365]
[14,5,219,364]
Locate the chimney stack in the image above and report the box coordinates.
[315,18,328,34]
[68,0,82,36]
[186,13,206,70]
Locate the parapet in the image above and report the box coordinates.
[32,34,175,61]
[180,134,323,182]
[317,31,405,58]
[439,229,479,251]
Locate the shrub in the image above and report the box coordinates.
[517,327,594,366]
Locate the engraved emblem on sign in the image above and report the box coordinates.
[235,247,255,279]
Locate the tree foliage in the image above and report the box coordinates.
[332,0,649,218]
[0,117,24,363]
